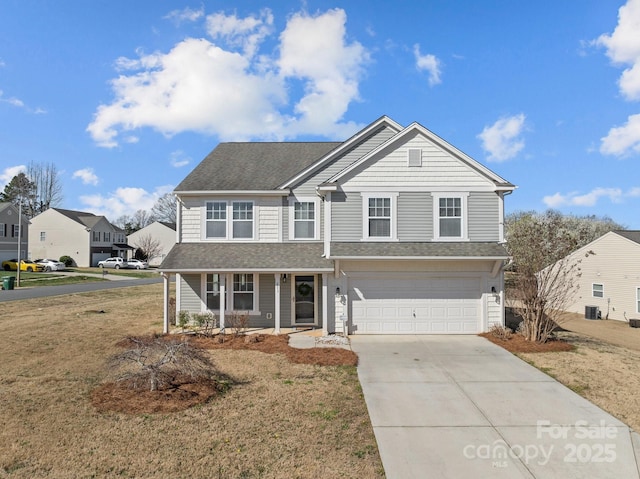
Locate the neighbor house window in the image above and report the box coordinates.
[206,201,227,238]
[592,283,604,298]
[232,202,253,239]
[0,223,5,237]
[12,225,19,237]
[637,288,640,314]
[103,232,111,242]
[93,231,100,241]
[293,201,316,239]
[233,274,254,310]
[40,232,46,242]
[206,274,223,310]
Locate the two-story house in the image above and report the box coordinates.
[29,208,131,266]
[0,202,29,263]
[159,116,515,335]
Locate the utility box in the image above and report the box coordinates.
[585,306,599,320]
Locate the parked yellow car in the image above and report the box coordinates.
[1,259,44,272]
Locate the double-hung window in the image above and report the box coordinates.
[206,201,227,238]
[434,194,467,240]
[636,288,640,314]
[593,284,604,298]
[40,232,46,242]
[362,194,396,240]
[291,200,316,239]
[0,223,5,237]
[233,274,254,310]
[92,231,100,242]
[103,232,111,242]
[12,225,20,237]
[232,202,253,239]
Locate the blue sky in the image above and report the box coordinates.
[1,1,639,228]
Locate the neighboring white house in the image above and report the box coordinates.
[158,116,516,335]
[555,230,640,322]
[28,208,131,266]
[127,221,176,266]
[0,202,29,263]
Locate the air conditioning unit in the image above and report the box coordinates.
[585,306,599,320]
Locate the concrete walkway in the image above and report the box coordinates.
[351,336,640,479]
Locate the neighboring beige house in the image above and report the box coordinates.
[0,202,29,263]
[558,230,640,322]
[159,116,515,335]
[28,208,130,266]
[127,221,176,266]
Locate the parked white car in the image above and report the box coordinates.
[97,257,128,269]
[127,259,148,269]
[34,258,66,272]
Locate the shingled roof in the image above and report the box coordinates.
[174,142,341,192]
[614,230,640,245]
[329,242,510,259]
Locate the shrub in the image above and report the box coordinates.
[227,312,249,337]
[489,324,513,340]
[59,255,75,267]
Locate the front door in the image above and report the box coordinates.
[293,275,316,325]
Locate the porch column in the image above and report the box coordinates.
[274,274,281,335]
[162,273,170,334]
[322,273,328,336]
[219,275,226,332]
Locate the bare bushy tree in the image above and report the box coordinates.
[132,233,162,263]
[26,161,63,217]
[505,210,595,342]
[108,335,215,392]
[151,193,177,224]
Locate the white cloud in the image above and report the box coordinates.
[87,8,368,148]
[72,168,99,186]
[0,90,24,108]
[543,187,632,207]
[0,165,26,187]
[413,44,441,86]
[600,113,640,155]
[164,6,204,24]
[596,0,640,100]
[477,114,527,162]
[79,185,174,221]
[169,150,191,168]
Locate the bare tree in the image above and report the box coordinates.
[151,193,177,224]
[133,233,162,262]
[26,161,63,217]
[505,210,595,342]
[108,335,215,392]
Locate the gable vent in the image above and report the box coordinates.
[408,148,422,167]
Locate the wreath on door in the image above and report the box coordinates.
[297,282,312,297]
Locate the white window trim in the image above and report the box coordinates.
[202,200,257,241]
[204,200,228,239]
[636,287,640,314]
[40,231,46,242]
[432,193,469,241]
[592,283,604,298]
[288,197,320,241]
[361,193,398,241]
[201,273,260,315]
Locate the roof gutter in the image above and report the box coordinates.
[174,190,290,197]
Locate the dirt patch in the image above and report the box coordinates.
[479,332,574,353]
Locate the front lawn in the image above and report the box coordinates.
[0,284,384,478]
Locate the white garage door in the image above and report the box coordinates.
[350,276,481,334]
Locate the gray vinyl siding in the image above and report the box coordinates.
[468,192,499,241]
[291,125,398,196]
[180,274,202,313]
[398,192,433,241]
[331,192,362,241]
[282,197,289,241]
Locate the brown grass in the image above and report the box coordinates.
[0,285,384,478]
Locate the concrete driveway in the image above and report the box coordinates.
[351,336,640,479]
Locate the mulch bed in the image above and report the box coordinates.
[480,332,575,353]
[92,333,357,414]
[190,333,358,367]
